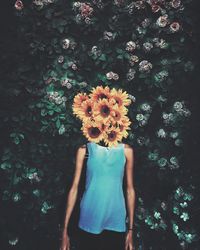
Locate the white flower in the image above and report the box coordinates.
[175,139,182,146]
[171,0,181,9]
[128,94,136,102]
[143,42,153,52]
[9,237,19,246]
[154,211,161,219]
[58,55,64,63]
[157,128,167,138]
[170,22,180,33]
[126,68,136,81]
[59,124,66,135]
[162,112,169,120]
[170,156,179,165]
[79,81,87,87]
[141,103,151,112]
[104,31,114,40]
[73,2,81,8]
[139,60,153,73]
[170,131,179,138]
[136,113,144,121]
[62,38,70,49]
[156,15,169,27]
[180,212,189,221]
[129,55,139,66]
[173,101,183,112]
[113,73,119,80]
[126,41,136,52]
[106,71,119,80]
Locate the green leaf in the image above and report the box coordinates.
[99,54,106,61]
[116,48,123,54]
[41,109,47,116]
[58,26,64,33]
[117,55,123,59]
[56,119,61,129]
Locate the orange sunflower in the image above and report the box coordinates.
[72,92,89,119]
[110,88,132,107]
[117,116,132,138]
[89,85,111,102]
[109,104,128,125]
[92,98,114,124]
[103,126,124,148]
[81,119,104,143]
[74,98,95,121]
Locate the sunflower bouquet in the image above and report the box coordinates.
[72,86,132,148]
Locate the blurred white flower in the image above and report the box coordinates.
[157,128,167,138]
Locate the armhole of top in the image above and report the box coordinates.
[122,143,126,163]
[85,142,89,158]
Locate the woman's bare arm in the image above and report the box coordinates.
[124,144,135,233]
[62,144,86,234]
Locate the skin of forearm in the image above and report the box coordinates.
[62,187,78,234]
[126,188,136,232]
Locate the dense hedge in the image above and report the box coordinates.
[0,0,199,249]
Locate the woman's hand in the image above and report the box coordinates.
[60,230,70,250]
[125,230,134,250]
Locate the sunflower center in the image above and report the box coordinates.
[119,124,124,131]
[88,127,101,138]
[101,105,110,117]
[86,106,92,116]
[115,111,121,120]
[108,131,117,141]
[99,94,107,99]
[101,123,106,130]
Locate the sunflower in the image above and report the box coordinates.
[117,116,132,138]
[81,119,104,143]
[110,88,132,107]
[72,92,89,119]
[89,85,111,102]
[103,125,123,148]
[93,98,113,123]
[109,105,128,124]
[74,98,95,121]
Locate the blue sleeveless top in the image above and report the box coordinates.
[78,141,127,234]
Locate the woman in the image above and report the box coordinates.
[60,139,135,250]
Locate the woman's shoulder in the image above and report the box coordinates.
[78,144,87,149]
[77,143,88,151]
[123,143,134,151]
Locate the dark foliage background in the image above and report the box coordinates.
[0,0,200,249]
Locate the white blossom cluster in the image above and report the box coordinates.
[9,236,19,246]
[126,41,137,52]
[103,31,115,41]
[139,60,153,73]
[136,103,152,127]
[157,128,167,138]
[90,45,102,56]
[73,2,94,24]
[136,136,150,146]
[173,101,191,117]
[33,0,54,8]
[162,112,175,125]
[62,38,77,50]
[27,172,41,182]
[126,68,136,81]
[106,71,119,80]
[46,91,67,106]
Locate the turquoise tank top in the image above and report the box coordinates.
[78,141,127,234]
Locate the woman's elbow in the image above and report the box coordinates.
[126,187,136,196]
[70,184,79,195]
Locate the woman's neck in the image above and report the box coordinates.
[97,140,107,147]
